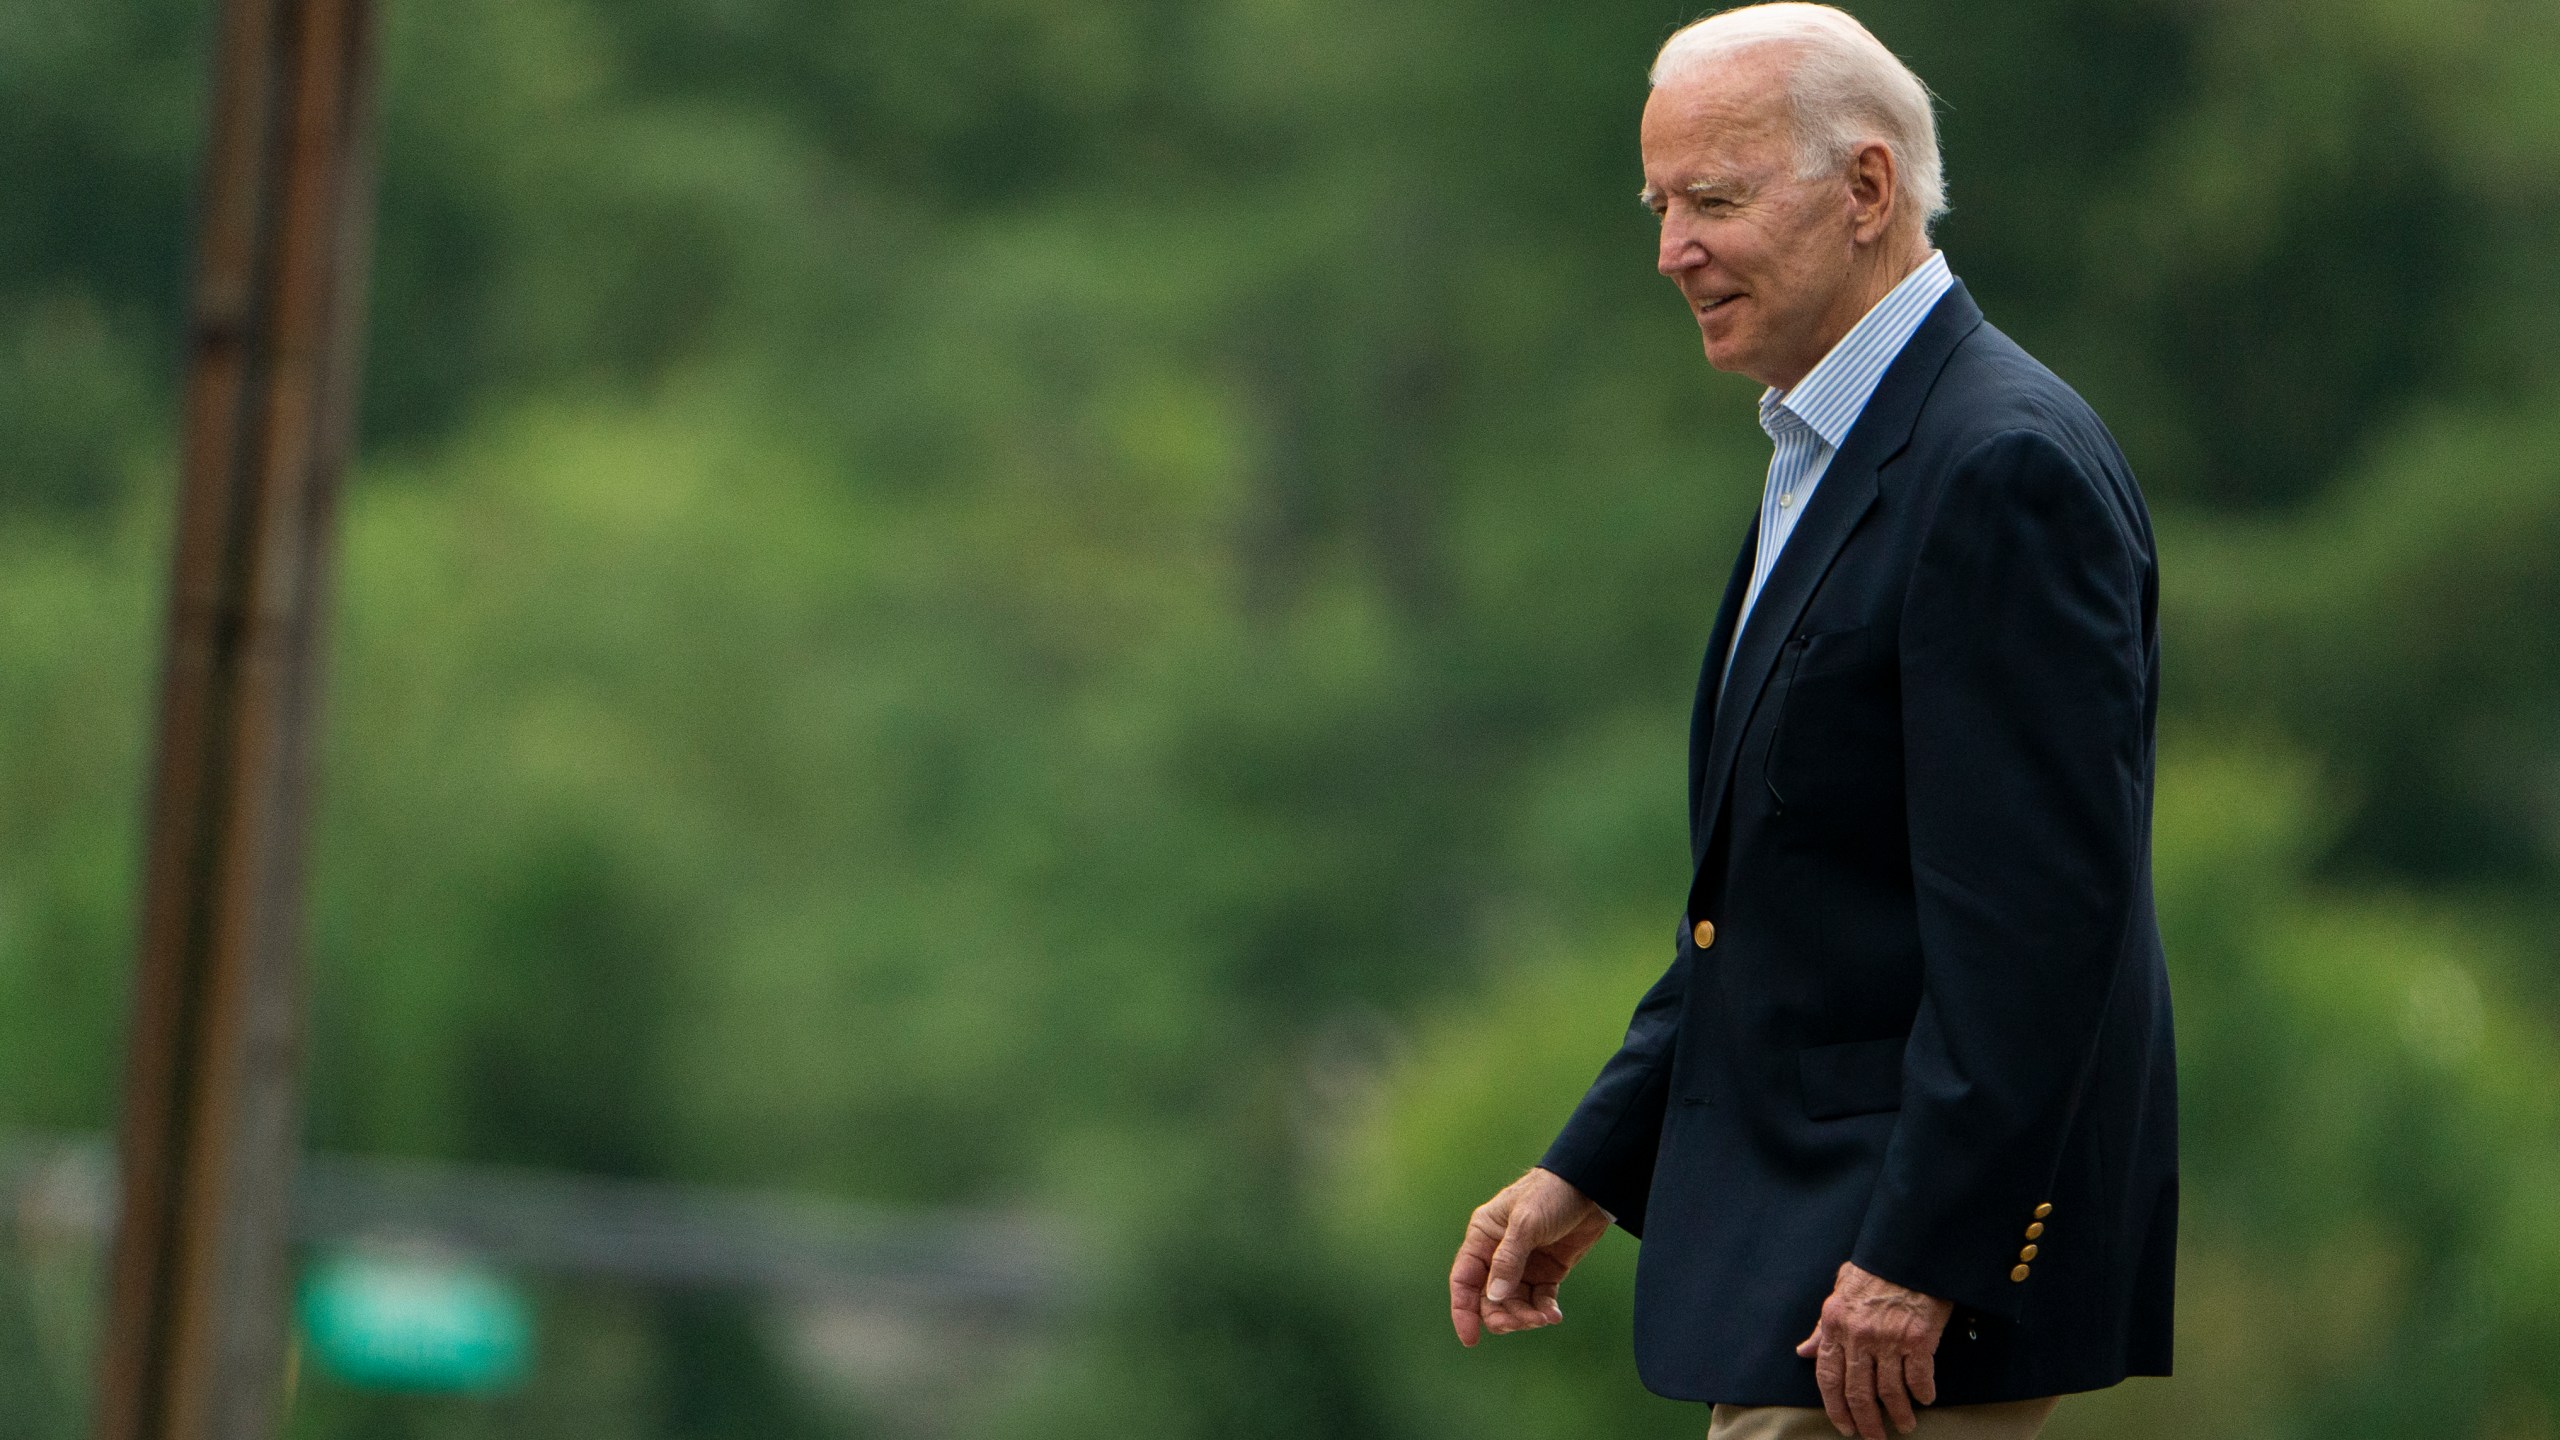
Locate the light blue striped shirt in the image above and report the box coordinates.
[1726,251,1955,681]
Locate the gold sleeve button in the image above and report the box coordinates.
[2019,1244,2038,1261]
[2010,1264,2031,1282]
[1692,920,1716,949]
[2025,1222,2044,1239]
[2034,1203,2053,1219]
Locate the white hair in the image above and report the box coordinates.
[1651,4,1947,232]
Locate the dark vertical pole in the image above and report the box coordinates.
[95,0,378,1435]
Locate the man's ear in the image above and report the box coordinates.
[1847,140,1898,243]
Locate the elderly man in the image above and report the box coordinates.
[1446,7,2177,1440]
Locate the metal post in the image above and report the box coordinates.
[95,0,379,1435]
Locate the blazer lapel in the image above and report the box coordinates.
[1686,282,1987,878]
[1688,514,1758,858]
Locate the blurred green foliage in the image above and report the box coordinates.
[2,0,2558,1435]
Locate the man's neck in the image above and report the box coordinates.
[1770,239,1934,394]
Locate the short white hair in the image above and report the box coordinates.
[1652,4,1947,232]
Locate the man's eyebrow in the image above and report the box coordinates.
[1638,178,1751,210]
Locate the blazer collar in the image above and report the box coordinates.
[1687,280,1987,863]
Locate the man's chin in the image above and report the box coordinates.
[1698,336,1756,376]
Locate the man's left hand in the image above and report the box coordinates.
[1794,1260,1954,1439]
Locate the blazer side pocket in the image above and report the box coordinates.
[1797,1035,1907,1119]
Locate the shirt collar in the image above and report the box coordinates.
[1759,250,1955,450]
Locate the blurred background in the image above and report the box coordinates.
[4,0,2559,1435]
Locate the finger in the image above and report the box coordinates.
[1477,1275,1535,1330]
[1484,1302,1553,1334]
[1448,1218,1498,1346]
[1904,1349,1937,1408]
[1843,1347,1888,1440]
[1479,1282,1553,1334]
[1875,1346,1918,1435]
[1450,1281,1482,1346]
[1796,1323,1821,1358]
[1453,1205,1504,1272]
[1530,1280,1563,1324]
[1483,1225,1534,1304]
[1814,1336,1854,1437]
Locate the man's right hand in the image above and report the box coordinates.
[1449,1167,1611,1345]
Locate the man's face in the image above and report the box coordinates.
[1641,51,1862,391]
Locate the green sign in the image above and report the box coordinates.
[299,1252,532,1393]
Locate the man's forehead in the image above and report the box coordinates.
[1641,120,1789,198]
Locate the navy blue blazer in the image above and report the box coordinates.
[1540,281,2177,1406]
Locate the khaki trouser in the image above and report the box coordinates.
[1707,1396,2061,1440]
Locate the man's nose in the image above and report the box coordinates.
[1659,218,1702,277]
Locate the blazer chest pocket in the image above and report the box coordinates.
[1764,625,1900,815]
[1798,1035,1907,1119]
[1790,623,1891,681]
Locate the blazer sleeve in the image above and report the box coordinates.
[1851,428,2150,1321]
[1538,935,1690,1237]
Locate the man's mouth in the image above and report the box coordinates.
[1697,294,1740,316]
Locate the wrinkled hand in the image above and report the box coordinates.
[1794,1261,1955,1438]
[1449,1167,1610,1345]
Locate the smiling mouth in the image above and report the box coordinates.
[1697,295,1740,316]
